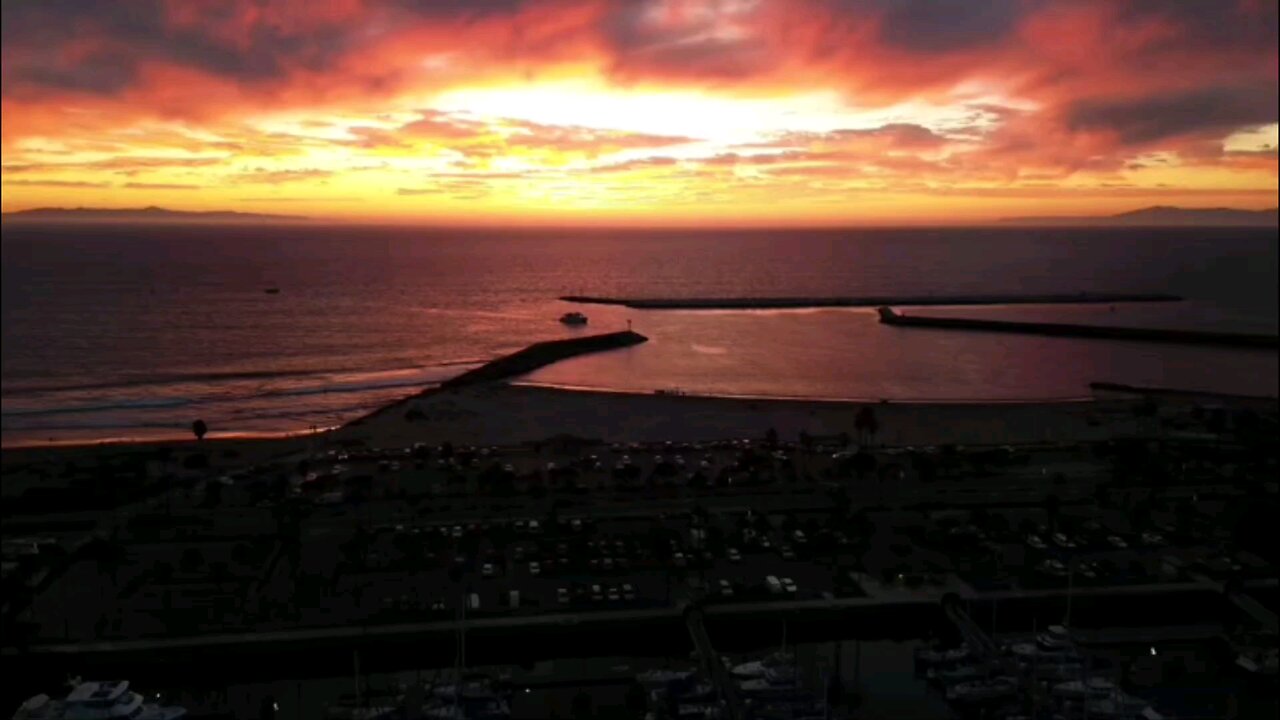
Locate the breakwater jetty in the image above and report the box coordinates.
[560,292,1182,310]
[878,307,1278,349]
[441,330,647,388]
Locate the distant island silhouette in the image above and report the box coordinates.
[1,206,308,223]
[1000,205,1278,227]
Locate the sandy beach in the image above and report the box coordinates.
[6,376,1270,508]
[335,383,1144,449]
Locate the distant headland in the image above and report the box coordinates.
[0,206,308,223]
[999,205,1278,227]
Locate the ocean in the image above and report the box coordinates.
[2,224,1276,446]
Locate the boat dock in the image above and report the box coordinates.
[877,307,1279,349]
[560,292,1182,310]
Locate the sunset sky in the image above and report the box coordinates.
[1,0,1276,225]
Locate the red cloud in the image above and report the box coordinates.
[0,0,1275,184]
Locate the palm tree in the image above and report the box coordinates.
[192,419,208,442]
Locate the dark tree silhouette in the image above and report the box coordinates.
[192,419,208,441]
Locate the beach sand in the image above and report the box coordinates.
[332,383,1143,449]
[3,380,1240,506]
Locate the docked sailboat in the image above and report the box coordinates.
[12,679,186,720]
[738,665,805,699]
[730,652,794,679]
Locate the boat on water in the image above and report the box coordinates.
[1077,693,1162,720]
[738,665,805,699]
[636,669,698,690]
[944,676,1019,704]
[1007,626,1079,662]
[13,680,186,720]
[914,644,971,675]
[421,697,510,720]
[927,662,992,686]
[264,287,281,294]
[730,652,794,679]
[1052,677,1117,700]
[1021,658,1086,682]
[559,312,588,325]
[1235,644,1279,676]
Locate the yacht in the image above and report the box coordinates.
[738,665,804,699]
[1008,625,1079,661]
[13,680,186,720]
[944,676,1018,704]
[636,669,697,690]
[559,312,588,326]
[914,644,970,673]
[1008,641,1079,662]
[1052,677,1117,700]
[1022,658,1086,682]
[1235,644,1279,677]
[927,663,988,686]
[1037,625,1073,650]
[1079,693,1161,720]
[730,652,793,679]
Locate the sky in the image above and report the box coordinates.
[0,0,1277,225]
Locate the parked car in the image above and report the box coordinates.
[719,579,734,598]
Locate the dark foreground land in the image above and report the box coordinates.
[2,378,1277,718]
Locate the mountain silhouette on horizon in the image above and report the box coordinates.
[1000,205,1278,227]
[1,206,307,223]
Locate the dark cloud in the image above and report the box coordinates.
[1,0,354,96]
[1065,85,1280,145]
[865,0,1037,53]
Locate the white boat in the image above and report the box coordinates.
[928,663,988,686]
[1080,693,1160,719]
[1052,677,1117,699]
[1037,624,1073,650]
[13,680,186,720]
[1022,659,1085,681]
[559,312,588,326]
[730,652,793,679]
[738,665,804,699]
[636,669,697,689]
[914,644,970,669]
[945,676,1018,704]
[1235,646,1279,676]
[1008,641,1079,662]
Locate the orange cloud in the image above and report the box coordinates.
[1,0,1275,222]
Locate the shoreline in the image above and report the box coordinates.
[0,384,1118,452]
[5,377,1278,452]
[5,326,1277,453]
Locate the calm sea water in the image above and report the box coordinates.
[2,224,1276,445]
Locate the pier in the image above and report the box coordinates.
[440,330,647,388]
[877,307,1279,349]
[560,292,1183,310]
